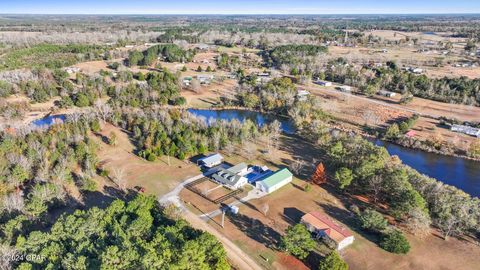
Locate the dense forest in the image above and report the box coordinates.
[128,44,196,66]
[111,109,269,161]
[15,195,229,269]
[297,118,480,241]
[263,44,328,68]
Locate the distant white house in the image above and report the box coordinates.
[198,153,223,168]
[255,168,292,194]
[451,124,480,138]
[197,74,214,84]
[337,85,352,92]
[211,163,249,190]
[406,67,423,74]
[182,77,193,86]
[301,211,355,250]
[377,90,397,97]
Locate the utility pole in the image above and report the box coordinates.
[345,26,349,45]
[221,209,226,228]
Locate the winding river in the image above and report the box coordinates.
[31,110,480,197]
[187,109,480,197]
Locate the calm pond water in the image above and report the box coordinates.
[187,109,296,134]
[31,114,66,127]
[189,109,480,197]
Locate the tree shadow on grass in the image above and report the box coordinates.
[227,213,282,250]
[283,207,305,225]
[40,187,138,233]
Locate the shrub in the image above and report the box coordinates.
[385,123,400,140]
[318,251,348,270]
[380,229,411,254]
[281,224,316,260]
[359,209,388,232]
[81,178,97,192]
[91,120,101,133]
[146,153,156,162]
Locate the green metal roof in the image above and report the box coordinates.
[259,168,293,188]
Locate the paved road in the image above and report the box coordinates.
[158,168,264,270]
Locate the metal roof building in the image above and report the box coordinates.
[198,153,223,168]
[255,168,293,194]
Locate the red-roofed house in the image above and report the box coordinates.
[301,211,355,250]
[405,130,416,138]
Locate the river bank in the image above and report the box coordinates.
[187,108,480,197]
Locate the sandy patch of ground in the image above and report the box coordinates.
[426,66,480,79]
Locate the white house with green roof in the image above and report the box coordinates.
[255,168,293,194]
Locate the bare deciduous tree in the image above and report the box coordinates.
[289,159,305,175]
[190,79,202,94]
[112,168,128,191]
[223,143,235,157]
[261,203,269,217]
[2,193,25,213]
[243,142,257,160]
[94,99,112,124]
[0,244,18,270]
[405,208,431,238]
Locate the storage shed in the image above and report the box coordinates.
[255,168,293,194]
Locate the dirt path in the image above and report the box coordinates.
[182,209,264,270]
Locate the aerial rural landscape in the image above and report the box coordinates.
[0,1,480,269]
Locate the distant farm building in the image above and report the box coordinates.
[406,67,423,74]
[211,163,249,190]
[301,211,355,250]
[197,74,214,84]
[197,153,223,168]
[297,89,310,101]
[337,85,352,92]
[377,90,397,97]
[196,44,211,51]
[255,168,293,194]
[182,77,193,86]
[451,124,480,138]
[315,80,332,87]
[256,72,272,84]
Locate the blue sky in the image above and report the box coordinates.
[1,0,480,14]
